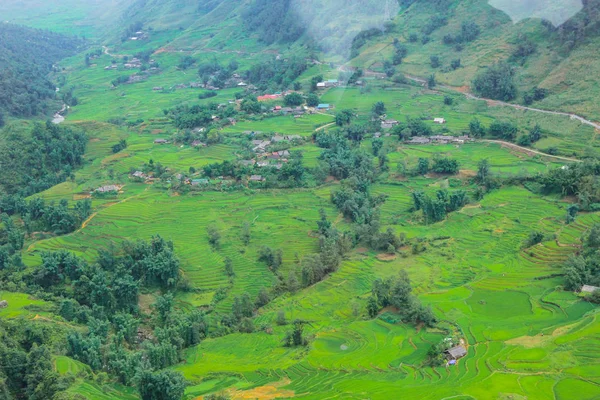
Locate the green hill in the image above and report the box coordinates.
[1,1,600,400]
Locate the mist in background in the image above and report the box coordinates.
[291,0,400,59]
[488,0,583,26]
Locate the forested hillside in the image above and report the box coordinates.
[0,23,83,118]
[1,1,600,399]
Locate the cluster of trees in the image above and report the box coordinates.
[165,102,235,130]
[472,62,517,101]
[243,0,305,44]
[412,189,468,224]
[0,122,87,197]
[538,160,600,210]
[366,270,436,326]
[391,117,433,138]
[318,133,378,181]
[510,36,537,64]
[424,157,460,174]
[392,40,408,65]
[197,60,238,88]
[563,224,600,300]
[0,318,73,399]
[245,57,307,91]
[0,23,83,118]
[442,21,481,48]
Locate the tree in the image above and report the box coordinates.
[443,96,453,105]
[284,92,304,107]
[450,59,461,70]
[371,101,386,117]
[472,62,517,101]
[372,139,384,156]
[306,93,319,107]
[418,158,429,175]
[489,121,517,141]
[430,55,441,68]
[529,124,542,143]
[207,225,221,248]
[138,370,186,400]
[460,21,481,42]
[240,222,251,245]
[0,113,5,128]
[469,118,485,137]
[476,159,490,185]
[335,109,354,126]
[427,74,436,88]
[224,257,234,277]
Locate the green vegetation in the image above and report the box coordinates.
[1,0,600,399]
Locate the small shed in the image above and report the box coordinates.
[434,118,446,124]
[581,285,600,293]
[446,345,467,360]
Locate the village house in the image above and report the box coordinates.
[239,160,256,167]
[249,175,265,182]
[237,82,248,87]
[381,119,399,130]
[446,345,467,361]
[316,82,326,89]
[95,185,120,193]
[252,140,271,153]
[581,284,600,293]
[131,171,147,179]
[434,118,446,124]
[154,139,169,144]
[407,137,431,144]
[191,179,209,186]
[317,104,331,110]
[191,140,207,147]
[256,161,269,168]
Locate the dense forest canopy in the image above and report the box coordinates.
[0,23,83,118]
[0,122,87,197]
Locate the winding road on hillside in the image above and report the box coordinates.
[402,73,600,131]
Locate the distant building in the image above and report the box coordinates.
[316,82,326,89]
[434,118,446,124]
[446,345,467,360]
[191,140,207,147]
[249,175,265,182]
[317,104,330,110]
[191,179,209,186]
[96,185,120,193]
[581,285,600,293]
[237,82,248,87]
[154,139,169,144]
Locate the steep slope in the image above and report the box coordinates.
[351,0,600,117]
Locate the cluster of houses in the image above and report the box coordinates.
[316,79,339,89]
[406,135,473,145]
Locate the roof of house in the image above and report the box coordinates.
[154,139,168,143]
[317,104,330,108]
[96,185,120,192]
[191,179,209,185]
[249,175,264,181]
[446,345,467,359]
[581,285,600,293]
